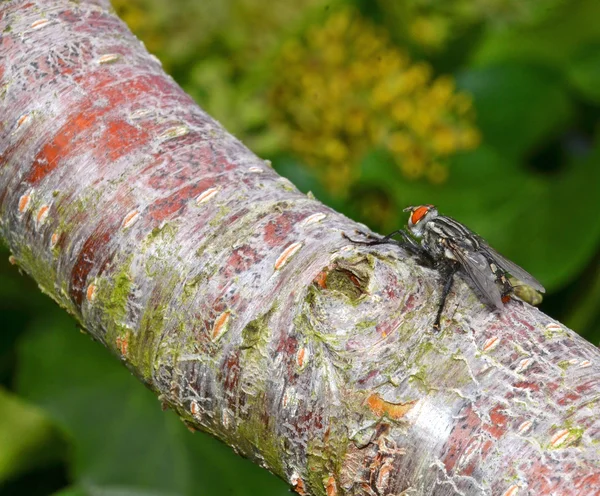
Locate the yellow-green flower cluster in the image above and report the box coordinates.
[270,9,480,192]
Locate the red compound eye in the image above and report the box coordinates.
[411,205,430,224]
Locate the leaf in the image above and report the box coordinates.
[53,487,88,496]
[456,63,573,160]
[567,43,600,103]
[16,311,290,496]
[0,387,64,482]
[472,0,600,69]
[54,486,174,496]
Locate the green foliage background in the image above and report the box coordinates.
[1,0,599,494]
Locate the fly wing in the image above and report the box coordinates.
[482,244,545,293]
[449,243,504,310]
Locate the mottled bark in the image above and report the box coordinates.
[0,1,599,495]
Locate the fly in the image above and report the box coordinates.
[344,205,545,331]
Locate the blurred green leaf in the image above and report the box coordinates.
[16,312,290,496]
[456,63,573,160]
[0,387,64,483]
[53,487,87,496]
[472,0,600,69]
[55,485,176,496]
[54,486,178,496]
[564,262,600,336]
[567,43,600,103]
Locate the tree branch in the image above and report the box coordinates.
[1,1,598,494]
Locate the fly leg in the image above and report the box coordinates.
[433,262,459,331]
[342,229,433,264]
[500,275,513,304]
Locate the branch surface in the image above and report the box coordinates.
[0,1,599,495]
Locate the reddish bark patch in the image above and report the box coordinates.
[514,317,535,331]
[403,293,416,312]
[104,120,151,162]
[58,8,81,23]
[277,333,298,356]
[292,476,307,495]
[313,270,328,289]
[222,350,241,395]
[557,391,581,406]
[513,380,540,393]
[224,246,261,278]
[263,212,294,247]
[573,470,600,493]
[524,459,561,494]
[441,404,482,473]
[576,378,600,394]
[298,407,324,431]
[357,369,379,386]
[366,393,416,420]
[276,331,306,382]
[326,475,337,496]
[116,333,129,356]
[483,404,509,440]
[375,320,395,338]
[26,73,161,185]
[69,221,116,306]
[146,180,215,223]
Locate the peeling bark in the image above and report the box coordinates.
[1,1,599,495]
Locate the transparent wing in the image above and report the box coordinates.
[450,244,504,310]
[483,244,545,293]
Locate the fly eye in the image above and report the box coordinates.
[411,206,430,224]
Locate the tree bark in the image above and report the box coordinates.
[1,1,599,495]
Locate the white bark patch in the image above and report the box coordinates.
[97,53,121,64]
[159,125,189,141]
[517,420,533,435]
[129,108,154,120]
[18,191,33,214]
[221,408,233,429]
[190,400,201,418]
[14,113,30,133]
[274,242,303,270]
[35,205,50,228]
[50,232,60,249]
[482,336,500,352]
[502,484,520,496]
[211,311,230,341]
[121,210,140,230]
[296,346,309,370]
[550,428,571,448]
[30,19,52,30]
[282,386,298,409]
[86,283,97,303]
[195,187,219,205]
[300,212,327,227]
[515,358,532,373]
[545,322,563,333]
